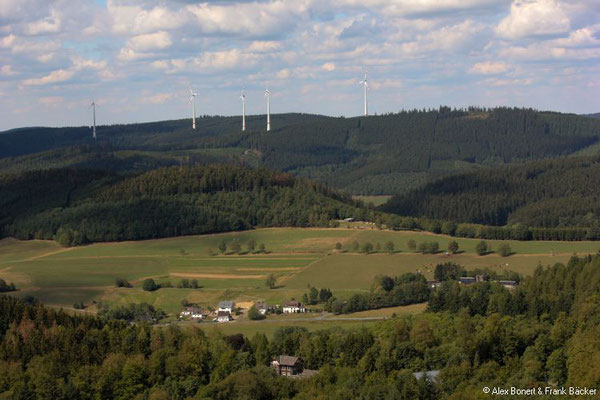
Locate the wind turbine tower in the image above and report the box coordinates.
[240,91,246,131]
[265,89,271,131]
[358,68,369,117]
[89,99,96,140]
[189,88,197,130]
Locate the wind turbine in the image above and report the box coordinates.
[358,68,369,117]
[240,91,246,131]
[265,88,271,132]
[89,99,96,140]
[189,87,197,130]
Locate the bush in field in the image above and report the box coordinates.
[115,278,131,288]
[476,240,489,256]
[142,278,159,292]
[498,243,512,257]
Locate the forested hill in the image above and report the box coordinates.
[0,165,373,244]
[382,155,600,228]
[2,107,600,195]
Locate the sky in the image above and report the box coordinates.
[0,0,599,131]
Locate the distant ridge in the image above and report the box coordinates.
[2,107,600,195]
[585,112,600,119]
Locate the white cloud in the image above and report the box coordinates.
[128,31,172,51]
[21,56,107,86]
[22,69,75,86]
[0,65,16,76]
[247,41,282,53]
[470,61,510,74]
[276,68,291,79]
[402,20,487,55]
[496,0,570,39]
[322,62,336,71]
[25,10,62,35]
[192,49,259,70]
[142,93,174,104]
[39,96,64,105]
[0,34,16,48]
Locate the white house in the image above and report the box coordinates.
[218,300,235,313]
[283,300,305,314]
[180,306,204,320]
[216,311,233,322]
[256,301,270,315]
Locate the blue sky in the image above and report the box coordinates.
[1,0,599,130]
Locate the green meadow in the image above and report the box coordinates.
[1,228,597,324]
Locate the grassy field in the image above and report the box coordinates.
[1,227,597,328]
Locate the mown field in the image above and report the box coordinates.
[1,227,597,330]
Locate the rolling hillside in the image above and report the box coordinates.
[0,165,372,243]
[3,107,600,195]
[382,155,600,228]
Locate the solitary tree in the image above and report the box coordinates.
[384,241,395,253]
[407,240,417,252]
[247,239,256,253]
[259,243,266,253]
[351,241,360,252]
[476,241,488,256]
[266,274,276,289]
[142,278,159,292]
[498,243,512,257]
[335,242,343,250]
[309,287,319,304]
[218,240,227,254]
[231,240,242,254]
[361,242,374,254]
[448,241,459,254]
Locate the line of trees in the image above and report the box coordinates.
[325,273,431,314]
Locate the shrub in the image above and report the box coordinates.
[448,240,459,254]
[476,241,488,256]
[115,278,131,288]
[384,241,395,253]
[407,239,417,251]
[142,278,159,292]
[418,241,439,254]
[498,243,512,257]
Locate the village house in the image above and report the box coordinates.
[218,300,235,313]
[216,311,233,322]
[256,301,270,315]
[179,306,204,320]
[498,280,518,290]
[271,356,303,376]
[282,300,305,313]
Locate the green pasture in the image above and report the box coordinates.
[0,228,597,315]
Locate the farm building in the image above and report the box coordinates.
[271,356,303,376]
[499,280,518,290]
[256,301,271,315]
[179,306,204,320]
[218,301,235,313]
[283,301,305,313]
[216,311,233,322]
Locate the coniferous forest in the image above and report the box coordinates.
[383,156,600,228]
[0,165,371,244]
[2,108,600,195]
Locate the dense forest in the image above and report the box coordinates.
[3,107,600,195]
[0,165,373,244]
[383,156,600,228]
[1,255,600,399]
